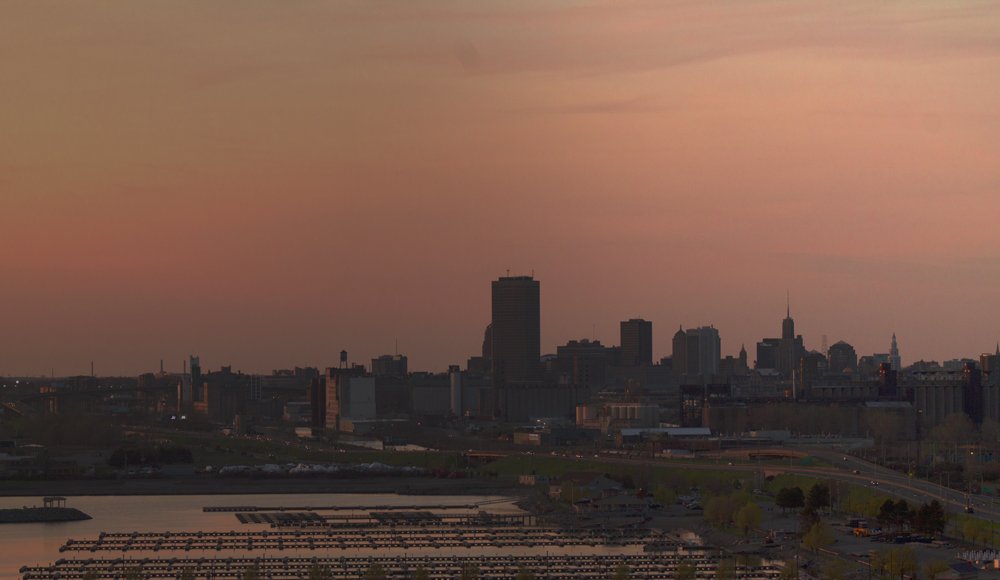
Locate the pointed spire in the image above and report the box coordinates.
[786,289,790,318]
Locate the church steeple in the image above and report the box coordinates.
[890,333,901,371]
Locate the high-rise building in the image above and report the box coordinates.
[371,354,408,378]
[671,326,720,377]
[890,333,901,371]
[756,338,780,370]
[775,301,805,377]
[620,319,653,367]
[491,276,541,385]
[827,341,858,375]
[325,366,374,432]
[555,339,608,387]
[190,355,202,401]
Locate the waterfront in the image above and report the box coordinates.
[0,493,518,579]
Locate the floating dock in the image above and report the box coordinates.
[22,553,786,579]
[60,526,653,553]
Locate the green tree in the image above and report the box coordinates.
[915,500,947,536]
[735,502,762,535]
[930,412,979,445]
[892,499,914,529]
[123,567,143,580]
[799,506,820,534]
[412,566,430,580]
[805,483,831,512]
[802,522,834,552]
[779,559,798,580]
[877,499,897,528]
[775,487,805,513]
[676,561,697,580]
[612,564,630,580]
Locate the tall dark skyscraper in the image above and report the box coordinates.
[775,299,805,377]
[620,318,653,367]
[671,325,721,377]
[491,275,541,386]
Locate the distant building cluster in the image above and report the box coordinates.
[8,274,1000,447]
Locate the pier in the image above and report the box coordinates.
[22,553,785,579]
[60,526,653,553]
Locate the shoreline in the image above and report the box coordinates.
[0,476,519,498]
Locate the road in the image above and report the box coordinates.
[529,448,1000,523]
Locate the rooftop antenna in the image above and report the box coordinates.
[786,289,790,318]
[821,335,828,354]
[160,359,164,374]
[395,338,398,356]
[90,361,94,378]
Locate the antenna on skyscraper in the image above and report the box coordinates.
[395,338,398,356]
[822,335,828,354]
[786,289,790,317]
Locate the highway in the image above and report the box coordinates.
[532,448,1000,523]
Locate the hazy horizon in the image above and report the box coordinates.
[3,1,1000,376]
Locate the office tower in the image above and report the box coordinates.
[964,361,983,423]
[190,355,202,401]
[310,376,326,429]
[981,345,1000,379]
[620,318,653,367]
[555,339,609,387]
[491,275,541,385]
[671,326,720,377]
[371,354,408,379]
[694,326,721,376]
[890,333,901,371]
[775,300,805,377]
[325,366,374,432]
[482,323,493,361]
[827,341,858,374]
[756,339,780,370]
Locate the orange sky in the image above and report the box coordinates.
[2,1,999,376]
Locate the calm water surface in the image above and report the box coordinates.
[0,493,520,579]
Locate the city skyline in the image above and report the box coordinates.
[3,1,1000,375]
[3,273,996,378]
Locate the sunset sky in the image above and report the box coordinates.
[2,1,999,376]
